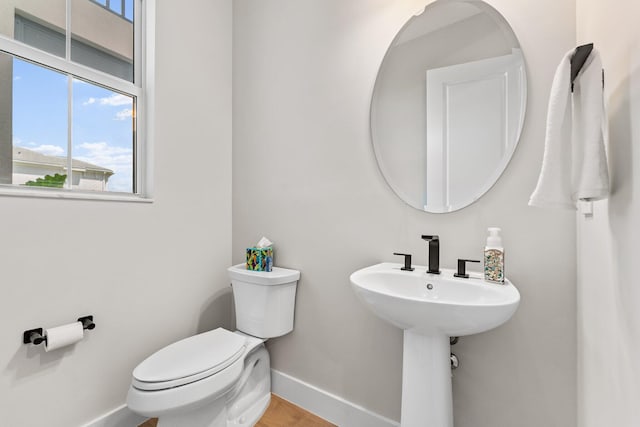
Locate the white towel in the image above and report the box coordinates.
[529,48,609,209]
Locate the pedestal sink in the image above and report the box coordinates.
[350,262,520,427]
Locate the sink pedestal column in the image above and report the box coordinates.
[401,330,453,427]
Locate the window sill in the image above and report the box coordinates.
[0,185,154,203]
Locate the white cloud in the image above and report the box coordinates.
[76,142,132,167]
[13,76,21,81]
[83,94,132,107]
[75,142,133,192]
[102,94,131,106]
[115,108,133,121]
[26,144,65,156]
[14,139,66,157]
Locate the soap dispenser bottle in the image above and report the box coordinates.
[484,227,505,283]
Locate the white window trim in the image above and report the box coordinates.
[0,184,153,202]
[139,0,155,199]
[0,0,155,201]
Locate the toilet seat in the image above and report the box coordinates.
[132,328,247,391]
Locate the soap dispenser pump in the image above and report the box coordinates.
[484,227,505,283]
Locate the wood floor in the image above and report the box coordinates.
[256,394,335,427]
[138,394,335,427]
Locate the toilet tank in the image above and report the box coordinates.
[227,264,300,339]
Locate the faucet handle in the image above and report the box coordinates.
[421,235,439,241]
[454,259,480,278]
[393,253,414,271]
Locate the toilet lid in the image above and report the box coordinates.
[132,328,246,390]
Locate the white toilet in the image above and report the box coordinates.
[127,264,300,427]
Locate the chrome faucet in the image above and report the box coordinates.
[421,235,440,274]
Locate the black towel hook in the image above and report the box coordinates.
[570,43,605,93]
[570,43,593,92]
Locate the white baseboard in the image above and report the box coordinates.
[79,371,399,427]
[271,369,400,427]
[80,404,147,427]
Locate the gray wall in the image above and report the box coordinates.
[0,1,233,426]
[232,0,577,425]
[576,0,640,426]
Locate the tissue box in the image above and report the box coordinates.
[246,247,273,272]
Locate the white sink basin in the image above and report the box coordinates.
[350,262,520,426]
[350,262,520,336]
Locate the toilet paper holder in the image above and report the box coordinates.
[23,315,95,346]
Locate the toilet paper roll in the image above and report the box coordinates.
[44,322,84,352]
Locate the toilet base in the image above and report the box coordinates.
[153,342,271,427]
[157,399,227,427]
[227,393,270,427]
[155,395,271,427]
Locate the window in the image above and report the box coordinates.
[0,0,150,198]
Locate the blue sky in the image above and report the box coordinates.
[12,58,134,192]
[93,0,134,21]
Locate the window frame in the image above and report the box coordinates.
[0,0,154,202]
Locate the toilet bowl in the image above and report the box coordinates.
[127,264,300,427]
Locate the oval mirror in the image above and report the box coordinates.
[371,0,527,213]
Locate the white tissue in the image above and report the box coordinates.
[255,236,273,248]
[44,322,84,352]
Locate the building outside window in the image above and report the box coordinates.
[0,0,147,196]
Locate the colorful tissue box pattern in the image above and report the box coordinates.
[246,247,273,272]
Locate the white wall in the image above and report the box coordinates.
[576,1,640,426]
[0,1,233,426]
[233,0,577,425]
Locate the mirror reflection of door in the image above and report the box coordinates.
[425,50,525,211]
[370,0,527,213]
